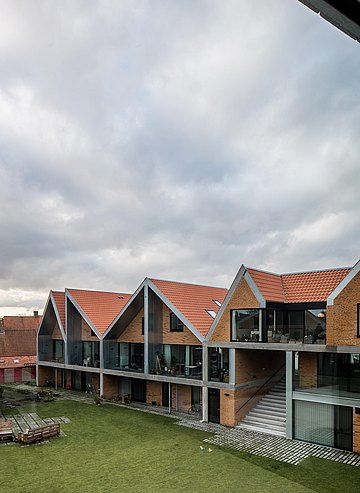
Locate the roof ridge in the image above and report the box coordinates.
[246,267,281,277]
[67,288,131,295]
[281,266,352,277]
[149,278,227,290]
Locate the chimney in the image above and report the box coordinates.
[33,311,39,318]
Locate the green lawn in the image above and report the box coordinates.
[1,399,360,493]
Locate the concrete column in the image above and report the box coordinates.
[229,348,236,385]
[202,345,208,384]
[99,371,104,397]
[144,284,149,374]
[100,337,104,370]
[286,351,293,439]
[202,386,208,422]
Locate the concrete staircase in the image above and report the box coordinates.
[237,378,286,437]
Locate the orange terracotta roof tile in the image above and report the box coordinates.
[281,268,351,302]
[247,269,284,302]
[150,279,228,337]
[68,289,132,335]
[247,266,351,303]
[52,291,66,330]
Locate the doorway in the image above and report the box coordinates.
[208,388,220,423]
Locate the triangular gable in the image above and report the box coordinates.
[103,279,146,338]
[327,259,360,306]
[66,288,132,338]
[205,265,265,341]
[148,279,205,342]
[37,290,66,341]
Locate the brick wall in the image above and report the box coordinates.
[298,352,317,388]
[211,277,259,342]
[327,270,360,346]
[173,384,191,412]
[81,319,99,341]
[235,349,284,383]
[103,374,119,399]
[353,409,360,453]
[146,381,162,406]
[162,305,200,345]
[118,308,144,343]
[52,322,63,340]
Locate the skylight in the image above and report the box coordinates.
[206,310,217,318]
[213,300,221,307]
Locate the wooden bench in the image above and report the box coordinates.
[17,423,60,445]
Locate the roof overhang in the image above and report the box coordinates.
[299,0,360,42]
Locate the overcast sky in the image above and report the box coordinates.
[0,0,359,315]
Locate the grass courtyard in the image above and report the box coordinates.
[1,397,360,493]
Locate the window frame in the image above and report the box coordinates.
[170,312,184,332]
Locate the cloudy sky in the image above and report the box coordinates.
[0,0,359,315]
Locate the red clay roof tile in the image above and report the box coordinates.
[247,267,351,303]
[150,279,228,337]
[68,289,132,335]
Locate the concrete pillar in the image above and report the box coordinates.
[229,348,236,385]
[144,284,149,374]
[202,386,208,422]
[286,351,293,439]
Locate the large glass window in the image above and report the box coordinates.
[82,341,100,367]
[170,313,184,332]
[153,345,202,378]
[209,348,229,382]
[53,340,64,363]
[231,309,261,341]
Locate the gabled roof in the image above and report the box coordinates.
[2,315,42,331]
[150,279,228,337]
[52,291,66,329]
[67,289,132,335]
[247,266,352,303]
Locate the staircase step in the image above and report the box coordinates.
[238,423,286,437]
[243,415,286,425]
[250,409,286,418]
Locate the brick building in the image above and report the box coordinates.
[37,259,360,453]
[0,313,40,383]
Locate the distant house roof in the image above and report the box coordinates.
[67,289,132,335]
[2,315,41,331]
[0,315,39,358]
[247,267,352,303]
[0,355,36,368]
[150,279,228,337]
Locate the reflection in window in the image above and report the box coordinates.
[232,309,261,341]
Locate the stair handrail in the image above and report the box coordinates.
[235,363,286,416]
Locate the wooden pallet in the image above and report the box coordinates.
[17,423,60,445]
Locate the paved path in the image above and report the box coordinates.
[176,418,360,466]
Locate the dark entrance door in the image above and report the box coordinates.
[334,406,352,450]
[208,388,220,423]
[131,379,146,402]
[162,383,172,408]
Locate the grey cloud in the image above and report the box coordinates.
[0,0,359,313]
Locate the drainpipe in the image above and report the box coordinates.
[168,382,171,414]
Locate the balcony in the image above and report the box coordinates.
[231,308,326,344]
